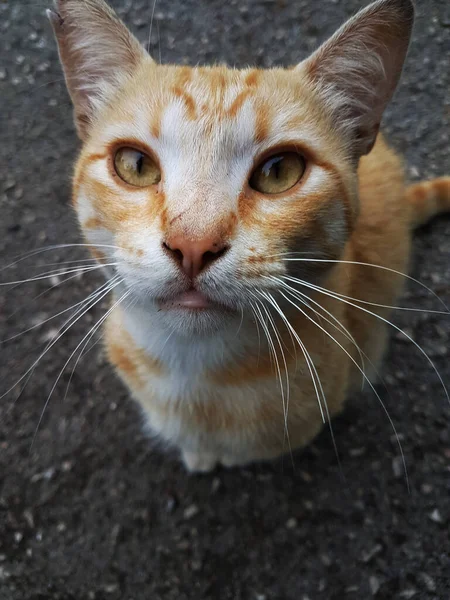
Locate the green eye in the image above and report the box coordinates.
[114,147,161,187]
[249,152,305,194]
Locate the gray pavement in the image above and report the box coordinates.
[0,0,449,598]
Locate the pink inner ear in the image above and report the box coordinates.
[48,0,149,141]
[299,0,414,157]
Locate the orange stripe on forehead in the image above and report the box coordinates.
[150,111,161,139]
[207,69,227,91]
[172,86,197,120]
[245,70,260,88]
[226,89,253,118]
[174,65,192,88]
[254,100,271,143]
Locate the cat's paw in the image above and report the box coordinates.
[220,454,249,469]
[182,450,218,473]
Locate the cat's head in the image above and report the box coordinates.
[49,0,413,336]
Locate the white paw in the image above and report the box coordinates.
[182,450,218,473]
[220,454,246,469]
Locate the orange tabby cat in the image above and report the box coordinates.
[48,0,450,472]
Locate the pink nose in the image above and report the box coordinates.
[163,236,229,278]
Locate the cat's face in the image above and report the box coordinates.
[74,63,354,334]
[50,0,412,335]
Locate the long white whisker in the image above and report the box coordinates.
[31,289,130,449]
[253,294,293,463]
[3,267,115,325]
[249,303,262,368]
[147,0,158,53]
[275,257,449,313]
[1,263,118,287]
[278,288,409,490]
[284,275,450,407]
[60,294,135,417]
[1,277,120,344]
[251,300,287,427]
[0,244,123,273]
[258,291,343,469]
[1,277,123,402]
[266,275,366,386]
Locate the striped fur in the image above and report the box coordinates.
[49,0,449,471]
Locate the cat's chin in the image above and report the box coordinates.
[157,304,238,337]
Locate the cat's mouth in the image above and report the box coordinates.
[157,289,230,312]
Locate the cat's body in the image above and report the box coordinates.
[49,0,450,472]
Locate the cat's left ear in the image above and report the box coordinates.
[47,0,152,139]
[297,0,414,157]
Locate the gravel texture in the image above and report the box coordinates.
[0,0,449,598]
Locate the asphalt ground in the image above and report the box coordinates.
[0,0,449,598]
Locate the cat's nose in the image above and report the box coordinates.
[163,236,229,279]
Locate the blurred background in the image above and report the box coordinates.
[0,0,449,598]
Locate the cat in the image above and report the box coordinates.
[47,0,450,472]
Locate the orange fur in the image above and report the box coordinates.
[50,0,449,472]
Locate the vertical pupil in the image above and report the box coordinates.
[136,154,144,174]
[273,158,282,179]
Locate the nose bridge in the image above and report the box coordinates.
[163,184,236,244]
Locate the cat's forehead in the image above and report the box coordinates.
[97,62,323,155]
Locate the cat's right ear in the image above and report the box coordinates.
[297,0,414,158]
[47,0,152,140]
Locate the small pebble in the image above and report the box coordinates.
[286,517,297,529]
[191,559,202,572]
[369,576,380,595]
[419,572,436,592]
[349,447,366,457]
[361,544,383,563]
[211,477,221,493]
[183,504,199,520]
[166,493,178,514]
[320,553,332,567]
[399,590,417,599]
[428,508,444,524]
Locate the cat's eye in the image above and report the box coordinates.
[114,147,161,187]
[249,152,306,194]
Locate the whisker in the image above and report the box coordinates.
[147,0,158,53]
[284,275,450,407]
[60,292,136,407]
[31,288,130,450]
[1,276,123,403]
[276,257,449,312]
[258,291,342,471]
[277,287,409,490]
[0,244,123,274]
[3,267,111,325]
[253,295,293,464]
[266,275,366,386]
[1,277,120,344]
[1,263,118,287]
[249,303,262,368]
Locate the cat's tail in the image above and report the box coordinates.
[406,176,450,228]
